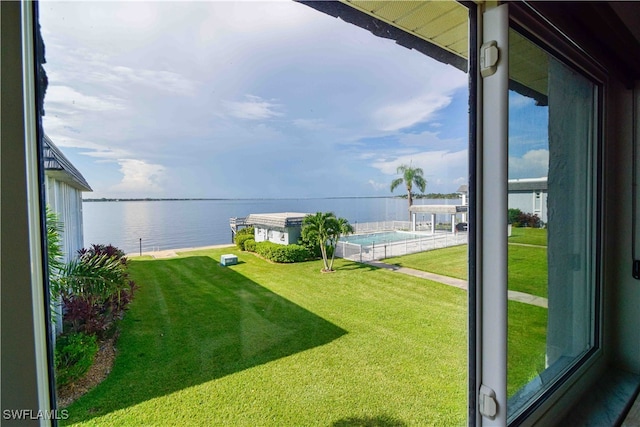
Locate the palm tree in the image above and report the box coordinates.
[390,164,427,221]
[327,216,354,271]
[302,212,334,271]
[302,212,353,272]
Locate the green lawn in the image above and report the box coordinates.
[385,245,468,280]
[385,244,547,298]
[508,227,547,246]
[385,243,548,395]
[508,302,547,397]
[63,249,468,426]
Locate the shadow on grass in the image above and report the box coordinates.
[335,261,379,272]
[65,256,346,424]
[331,415,407,426]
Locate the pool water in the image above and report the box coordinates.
[339,231,426,246]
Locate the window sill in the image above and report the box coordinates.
[556,368,640,426]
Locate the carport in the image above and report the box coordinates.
[409,204,468,234]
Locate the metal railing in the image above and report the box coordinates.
[336,231,467,262]
[352,220,435,234]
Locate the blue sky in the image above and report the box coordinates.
[40,1,547,199]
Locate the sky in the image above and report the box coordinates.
[39,1,547,199]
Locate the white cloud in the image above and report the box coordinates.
[107,66,197,96]
[373,93,453,131]
[46,85,125,112]
[110,159,166,194]
[224,95,283,120]
[372,150,468,191]
[368,180,388,191]
[509,149,549,179]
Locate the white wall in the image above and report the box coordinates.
[254,226,299,245]
[508,191,548,223]
[45,175,85,262]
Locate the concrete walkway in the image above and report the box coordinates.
[130,244,235,259]
[367,260,548,309]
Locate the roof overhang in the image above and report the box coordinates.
[43,135,92,192]
[409,204,467,214]
[508,177,548,192]
[300,1,549,105]
[246,212,310,229]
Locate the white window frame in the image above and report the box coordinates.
[475,4,607,425]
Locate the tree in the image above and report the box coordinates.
[302,212,353,272]
[390,164,427,221]
[327,216,354,271]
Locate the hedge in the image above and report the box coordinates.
[235,233,255,251]
[253,241,310,263]
[244,238,256,252]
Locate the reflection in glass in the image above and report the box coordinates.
[507,29,598,419]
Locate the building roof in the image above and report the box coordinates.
[508,177,547,192]
[457,184,468,194]
[246,212,310,229]
[43,135,92,192]
[409,205,467,214]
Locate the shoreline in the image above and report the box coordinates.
[128,243,235,259]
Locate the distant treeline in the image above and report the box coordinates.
[83,198,221,202]
[396,193,464,199]
[84,194,464,202]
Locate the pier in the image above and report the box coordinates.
[229,217,248,242]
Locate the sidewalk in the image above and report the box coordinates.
[366,260,548,309]
[130,244,235,259]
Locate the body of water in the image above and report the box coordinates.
[82,197,461,254]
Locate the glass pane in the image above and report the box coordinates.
[507,29,598,419]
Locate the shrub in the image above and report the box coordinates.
[508,208,522,225]
[517,212,543,228]
[236,226,254,236]
[254,241,310,263]
[508,208,543,228]
[244,238,257,252]
[235,233,255,251]
[55,244,136,338]
[55,332,98,387]
[298,235,322,259]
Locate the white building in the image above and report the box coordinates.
[246,212,309,245]
[508,177,548,223]
[43,134,92,262]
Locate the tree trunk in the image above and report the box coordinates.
[407,190,413,222]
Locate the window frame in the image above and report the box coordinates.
[475,3,608,425]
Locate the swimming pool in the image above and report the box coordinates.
[339,231,426,246]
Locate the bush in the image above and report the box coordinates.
[508,208,522,225]
[298,235,322,259]
[254,241,310,263]
[508,208,543,228]
[235,233,255,251]
[236,226,254,236]
[55,244,136,338]
[244,238,256,252]
[55,332,98,387]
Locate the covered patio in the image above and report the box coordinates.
[409,204,468,234]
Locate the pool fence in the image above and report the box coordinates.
[336,229,467,262]
[352,220,434,234]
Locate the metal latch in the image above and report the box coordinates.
[480,41,499,78]
[479,384,498,419]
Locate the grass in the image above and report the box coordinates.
[63,249,468,426]
[508,227,547,246]
[385,240,547,298]
[385,236,548,395]
[385,245,468,280]
[508,302,547,397]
